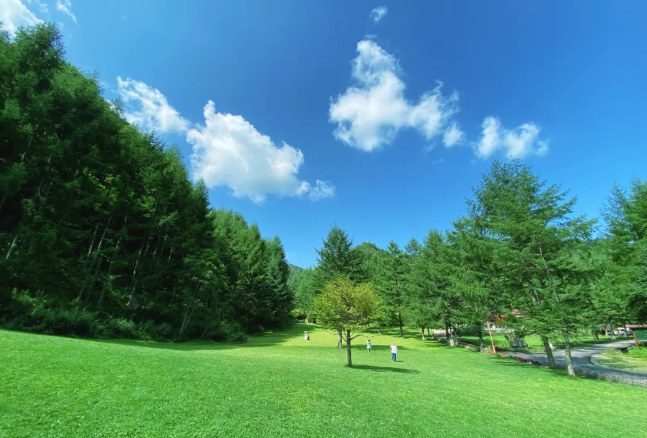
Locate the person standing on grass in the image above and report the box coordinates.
[391,343,397,362]
[367,339,371,354]
[304,331,309,342]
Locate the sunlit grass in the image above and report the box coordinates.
[1,325,644,437]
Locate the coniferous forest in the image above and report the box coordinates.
[0,25,292,341]
[2,24,646,361]
[290,164,647,377]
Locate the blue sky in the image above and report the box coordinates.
[3,0,647,268]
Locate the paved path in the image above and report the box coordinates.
[508,340,647,382]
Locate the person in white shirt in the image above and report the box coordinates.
[367,339,371,354]
[390,343,397,362]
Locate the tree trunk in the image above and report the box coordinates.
[591,329,599,341]
[377,323,381,335]
[180,286,201,334]
[607,321,616,340]
[449,329,459,347]
[78,217,112,302]
[563,336,576,378]
[128,230,149,305]
[538,244,574,377]
[421,327,425,340]
[427,327,431,337]
[337,330,343,348]
[5,226,23,260]
[98,216,127,308]
[0,193,7,215]
[478,325,485,352]
[346,329,352,367]
[398,312,404,337]
[542,336,556,368]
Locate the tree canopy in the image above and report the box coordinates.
[314,276,380,366]
[0,24,292,342]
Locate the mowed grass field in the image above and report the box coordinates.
[1,325,645,438]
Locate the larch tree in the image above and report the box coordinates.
[315,225,361,347]
[468,160,597,377]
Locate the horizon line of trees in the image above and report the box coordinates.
[290,161,647,378]
[0,24,293,341]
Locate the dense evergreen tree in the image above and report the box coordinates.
[467,160,598,377]
[373,241,408,336]
[0,24,292,341]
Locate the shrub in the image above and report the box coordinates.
[41,308,96,337]
[106,318,138,339]
[212,321,247,343]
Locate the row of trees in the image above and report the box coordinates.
[291,161,647,377]
[0,24,292,340]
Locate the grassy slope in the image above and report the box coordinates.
[1,325,645,438]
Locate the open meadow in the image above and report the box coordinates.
[1,325,645,438]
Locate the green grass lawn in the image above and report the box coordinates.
[1,325,645,438]
[593,348,647,374]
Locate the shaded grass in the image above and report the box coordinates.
[593,349,647,373]
[462,334,617,351]
[0,325,645,438]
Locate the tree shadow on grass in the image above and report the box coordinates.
[350,365,420,374]
[87,323,321,352]
[489,356,572,379]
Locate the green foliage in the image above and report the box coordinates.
[602,180,647,323]
[314,277,380,334]
[0,24,292,341]
[314,277,380,365]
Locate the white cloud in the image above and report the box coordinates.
[308,180,336,201]
[55,0,76,23]
[329,40,461,152]
[370,5,388,23]
[475,117,548,159]
[188,101,316,204]
[117,77,189,133]
[0,0,42,36]
[32,0,47,13]
[443,122,464,147]
[432,158,444,165]
[116,77,333,203]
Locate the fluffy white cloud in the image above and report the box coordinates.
[329,40,462,152]
[116,77,333,203]
[0,0,42,36]
[117,77,189,133]
[475,117,548,159]
[55,0,76,23]
[370,5,388,23]
[188,101,317,203]
[308,180,336,201]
